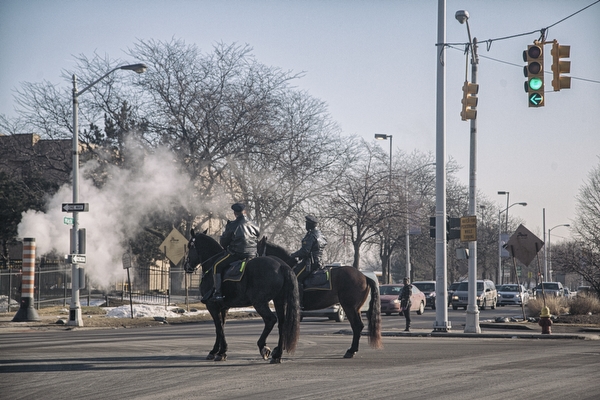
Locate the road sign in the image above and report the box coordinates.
[122,252,132,269]
[63,217,74,225]
[62,203,89,212]
[160,228,188,265]
[505,224,544,266]
[460,215,477,242]
[67,254,87,264]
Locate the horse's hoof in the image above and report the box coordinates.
[270,357,282,364]
[260,346,272,360]
[206,353,215,360]
[214,354,227,361]
[343,350,356,359]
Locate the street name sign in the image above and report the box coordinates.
[460,215,477,242]
[62,203,89,212]
[67,254,87,264]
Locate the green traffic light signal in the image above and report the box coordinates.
[529,77,543,91]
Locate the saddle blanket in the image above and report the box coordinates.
[223,260,247,282]
[304,267,332,291]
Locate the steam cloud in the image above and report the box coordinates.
[17,143,193,288]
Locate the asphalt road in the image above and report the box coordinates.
[1,306,600,400]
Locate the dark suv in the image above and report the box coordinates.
[451,279,497,310]
[412,281,436,310]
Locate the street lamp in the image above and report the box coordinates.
[456,9,481,334]
[404,163,435,282]
[547,224,570,282]
[374,134,392,283]
[497,202,527,285]
[69,63,147,327]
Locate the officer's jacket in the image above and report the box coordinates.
[292,228,327,268]
[219,216,260,257]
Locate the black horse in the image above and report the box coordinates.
[258,237,382,358]
[184,230,300,363]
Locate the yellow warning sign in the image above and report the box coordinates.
[159,228,188,265]
[460,215,477,242]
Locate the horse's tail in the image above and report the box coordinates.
[366,277,383,349]
[281,263,300,353]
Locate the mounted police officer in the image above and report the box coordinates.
[291,215,327,307]
[203,202,260,303]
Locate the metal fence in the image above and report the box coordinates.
[0,258,201,313]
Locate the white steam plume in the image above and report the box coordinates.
[18,144,192,288]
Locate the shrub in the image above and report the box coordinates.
[527,296,568,316]
[568,295,600,315]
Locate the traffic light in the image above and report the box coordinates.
[523,43,544,107]
[460,81,478,121]
[551,40,571,91]
[429,216,461,240]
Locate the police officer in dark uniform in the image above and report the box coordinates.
[203,203,260,303]
[399,277,413,332]
[291,215,327,307]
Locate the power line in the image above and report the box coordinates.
[444,0,600,48]
[447,45,600,85]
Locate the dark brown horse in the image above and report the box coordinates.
[184,230,300,363]
[258,236,382,358]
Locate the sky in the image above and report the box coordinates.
[1,0,599,248]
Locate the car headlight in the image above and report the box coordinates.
[452,295,458,300]
[393,299,400,304]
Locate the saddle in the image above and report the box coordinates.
[303,267,332,291]
[222,260,248,282]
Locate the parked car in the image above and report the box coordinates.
[535,282,564,298]
[497,284,529,306]
[379,284,426,316]
[576,286,596,298]
[447,282,461,306]
[451,279,497,310]
[563,288,573,298]
[301,270,378,322]
[412,281,436,310]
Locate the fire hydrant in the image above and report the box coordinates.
[538,306,552,334]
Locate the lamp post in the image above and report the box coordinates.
[404,163,435,281]
[497,202,527,285]
[547,224,570,282]
[68,63,147,326]
[497,191,509,284]
[374,133,392,283]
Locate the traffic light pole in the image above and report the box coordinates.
[465,37,480,334]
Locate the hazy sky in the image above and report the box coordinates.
[1,0,599,245]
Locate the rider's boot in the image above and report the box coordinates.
[212,273,224,303]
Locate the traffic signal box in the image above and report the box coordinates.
[551,40,571,91]
[430,217,461,240]
[460,81,478,121]
[523,43,544,107]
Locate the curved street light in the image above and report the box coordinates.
[497,202,527,285]
[547,224,570,282]
[69,63,147,327]
[374,134,392,283]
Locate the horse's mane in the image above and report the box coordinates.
[194,231,224,254]
[267,240,290,256]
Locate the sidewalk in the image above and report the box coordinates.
[377,323,600,340]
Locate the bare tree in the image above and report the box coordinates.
[553,160,600,296]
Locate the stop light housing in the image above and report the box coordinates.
[551,40,571,91]
[460,81,478,121]
[523,43,544,107]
